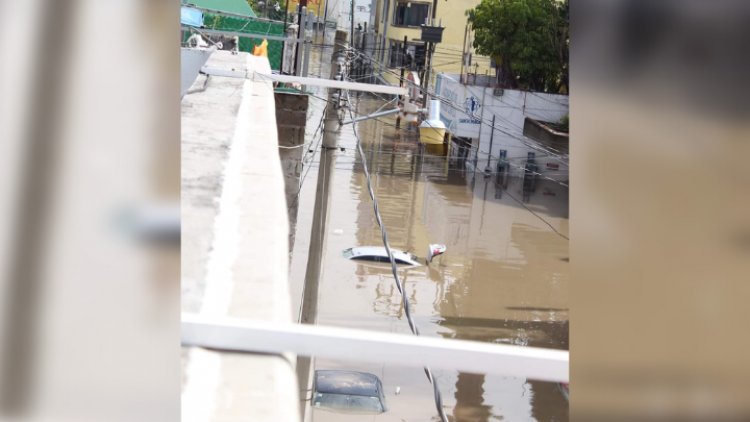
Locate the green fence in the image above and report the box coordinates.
[197,14,285,70]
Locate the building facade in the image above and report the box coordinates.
[369,0,493,86]
[435,73,569,183]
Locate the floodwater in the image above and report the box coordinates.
[287,33,569,422]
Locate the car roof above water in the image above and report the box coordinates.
[342,246,421,266]
[314,370,382,396]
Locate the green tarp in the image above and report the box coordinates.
[181,0,285,70]
[184,0,257,18]
[201,14,284,70]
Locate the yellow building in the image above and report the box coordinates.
[284,0,327,18]
[370,0,493,86]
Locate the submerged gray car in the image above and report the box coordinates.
[313,370,387,414]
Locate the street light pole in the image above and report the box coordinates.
[350,0,355,43]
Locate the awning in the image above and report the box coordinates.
[180,6,204,27]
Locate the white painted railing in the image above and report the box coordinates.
[199,66,408,96]
[181,313,569,383]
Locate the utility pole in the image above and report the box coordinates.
[396,35,407,129]
[295,7,308,76]
[420,17,442,108]
[485,115,495,173]
[280,0,292,72]
[293,0,308,74]
[427,0,438,102]
[460,22,468,84]
[350,0,355,44]
[422,41,433,108]
[359,23,368,81]
[474,83,487,172]
[298,28,348,419]
[316,0,322,37]
[322,0,329,42]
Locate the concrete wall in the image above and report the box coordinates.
[181,51,300,422]
[436,73,569,181]
[275,91,309,252]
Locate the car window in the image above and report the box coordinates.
[313,393,384,414]
[351,255,411,265]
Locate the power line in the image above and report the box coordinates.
[342,46,571,163]
[298,93,569,188]
[289,102,328,208]
[275,48,569,192]
[343,88,449,422]
[502,188,569,241]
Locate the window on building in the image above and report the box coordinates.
[388,39,426,69]
[393,1,430,27]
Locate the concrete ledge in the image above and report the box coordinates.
[181,51,299,422]
[523,117,569,154]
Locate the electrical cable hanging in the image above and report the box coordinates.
[342,46,571,163]
[287,83,569,189]
[342,88,449,422]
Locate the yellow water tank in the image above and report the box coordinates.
[418,99,446,145]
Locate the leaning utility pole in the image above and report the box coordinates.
[297,28,348,420]
[420,19,443,107]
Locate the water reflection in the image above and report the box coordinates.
[308,97,569,421]
[453,373,492,422]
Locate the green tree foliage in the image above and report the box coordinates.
[246,0,286,20]
[468,0,568,93]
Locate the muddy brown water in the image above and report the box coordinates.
[286,38,568,421]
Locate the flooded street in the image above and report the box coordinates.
[287,35,569,422]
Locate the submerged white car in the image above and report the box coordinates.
[342,244,446,267]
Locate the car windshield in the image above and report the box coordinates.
[350,255,411,265]
[313,393,384,414]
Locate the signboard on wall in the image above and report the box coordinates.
[435,74,481,138]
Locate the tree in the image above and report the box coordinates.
[467,0,568,93]
[246,0,286,20]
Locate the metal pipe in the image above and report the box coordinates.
[341,107,401,125]
[199,67,409,95]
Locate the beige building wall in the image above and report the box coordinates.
[432,0,492,76]
[373,0,493,85]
